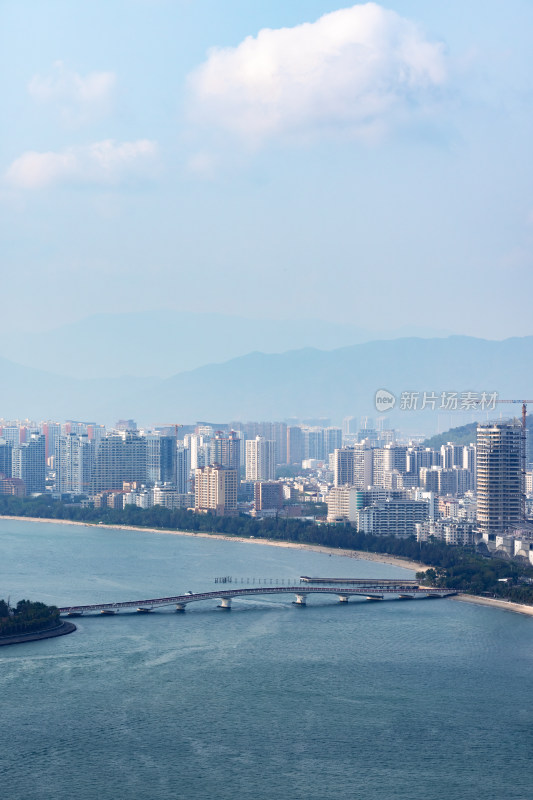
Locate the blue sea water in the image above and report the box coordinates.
[1,518,532,800]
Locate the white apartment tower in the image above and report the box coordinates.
[55,434,95,494]
[245,436,276,482]
[333,445,373,488]
[11,434,46,493]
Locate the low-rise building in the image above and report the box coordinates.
[254,482,283,511]
[356,500,429,538]
[416,519,476,546]
[153,486,193,509]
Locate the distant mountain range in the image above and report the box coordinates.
[5,310,451,379]
[1,335,532,436]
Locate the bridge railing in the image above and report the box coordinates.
[58,584,455,613]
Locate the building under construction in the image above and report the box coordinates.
[476,419,524,537]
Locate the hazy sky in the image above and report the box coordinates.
[1,0,532,338]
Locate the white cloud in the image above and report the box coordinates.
[5,140,158,189]
[186,151,218,178]
[28,62,117,125]
[187,3,446,145]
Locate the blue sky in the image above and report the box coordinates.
[1,0,532,338]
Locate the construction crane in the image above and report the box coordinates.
[497,400,533,431]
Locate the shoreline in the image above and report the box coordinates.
[0,621,77,646]
[452,593,533,617]
[0,514,427,572]
[5,515,533,617]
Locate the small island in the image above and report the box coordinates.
[0,598,75,645]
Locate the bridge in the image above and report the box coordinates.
[59,582,456,615]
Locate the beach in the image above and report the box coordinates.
[6,515,533,617]
[0,514,428,572]
[452,593,533,617]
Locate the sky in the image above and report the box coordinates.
[1,0,532,339]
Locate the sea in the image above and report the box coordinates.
[1,518,532,800]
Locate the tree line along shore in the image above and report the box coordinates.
[0,598,60,637]
[2,494,533,605]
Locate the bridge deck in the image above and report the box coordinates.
[300,577,420,584]
[59,585,455,614]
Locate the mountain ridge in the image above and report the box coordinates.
[1,335,530,435]
[4,310,452,379]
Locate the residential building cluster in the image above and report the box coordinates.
[0,415,531,561]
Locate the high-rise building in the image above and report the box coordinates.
[146,434,177,485]
[333,444,373,488]
[302,427,324,460]
[323,427,343,458]
[383,444,408,474]
[333,448,355,487]
[287,426,304,465]
[176,445,191,494]
[210,431,241,473]
[92,433,147,493]
[245,436,276,482]
[12,434,46,493]
[271,422,287,466]
[41,422,62,461]
[441,443,464,469]
[406,446,441,478]
[352,443,374,488]
[230,422,286,466]
[194,465,237,515]
[420,466,441,494]
[1,426,22,446]
[0,439,13,477]
[476,421,524,536]
[55,434,95,495]
[114,419,138,432]
[342,416,357,436]
[185,434,210,471]
[463,444,476,484]
[372,448,386,488]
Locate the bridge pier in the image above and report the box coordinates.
[58,585,457,617]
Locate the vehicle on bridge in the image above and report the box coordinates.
[58,582,456,617]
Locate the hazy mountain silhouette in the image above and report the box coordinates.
[1,335,531,436]
[6,310,451,378]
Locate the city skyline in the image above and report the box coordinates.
[2,411,531,549]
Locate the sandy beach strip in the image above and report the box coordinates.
[0,514,426,572]
[4,515,533,614]
[452,593,533,617]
